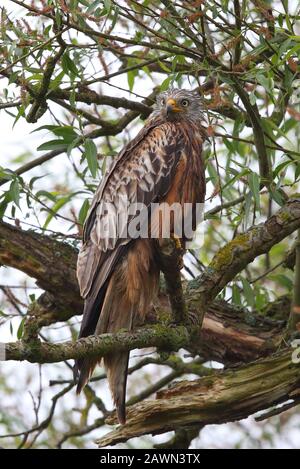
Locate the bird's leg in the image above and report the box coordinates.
[172,233,182,250]
[170,234,184,270]
[157,237,187,324]
[157,237,200,326]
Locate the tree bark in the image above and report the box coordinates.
[0,203,295,363]
[96,348,300,447]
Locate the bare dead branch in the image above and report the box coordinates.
[96,349,300,447]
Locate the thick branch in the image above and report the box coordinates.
[96,348,300,447]
[231,77,272,186]
[27,45,66,123]
[157,238,187,324]
[2,196,300,363]
[0,221,80,311]
[4,325,190,363]
[287,228,300,334]
[49,90,152,116]
[189,197,300,322]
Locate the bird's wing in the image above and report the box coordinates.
[76,119,185,335]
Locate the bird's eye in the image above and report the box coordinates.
[181,99,189,107]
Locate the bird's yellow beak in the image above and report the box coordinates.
[166,98,182,113]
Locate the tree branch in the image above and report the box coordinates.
[287,228,300,334]
[2,196,300,364]
[4,324,191,363]
[188,196,300,324]
[0,221,79,308]
[96,348,300,447]
[0,88,158,187]
[231,76,272,186]
[48,89,152,116]
[26,45,66,123]
[157,238,187,324]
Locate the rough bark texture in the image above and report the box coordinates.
[96,349,300,447]
[0,222,80,302]
[187,197,300,320]
[0,221,289,363]
[4,325,191,363]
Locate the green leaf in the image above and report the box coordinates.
[249,91,256,105]
[31,124,60,134]
[9,179,20,208]
[49,70,65,90]
[158,60,171,72]
[222,168,250,191]
[32,124,77,140]
[62,52,79,77]
[86,0,102,13]
[43,196,71,229]
[67,136,82,156]
[84,139,98,178]
[0,167,13,181]
[270,187,285,206]
[35,190,57,202]
[103,0,112,13]
[256,72,273,94]
[0,197,9,219]
[110,5,119,31]
[78,198,90,225]
[273,159,295,178]
[55,9,62,29]
[160,76,173,91]
[127,70,136,91]
[13,104,25,128]
[17,318,25,340]
[29,174,47,190]
[69,87,76,107]
[241,278,255,307]
[270,273,293,291]
[295,163,300,180]
[232,284,241,305]
[51,126,78,143]
[37,140,69,152]
[0,310,9,317]
[29,294,36,302]
[248,172,260,210]
[223,138,235,154]
[255,289,268,311]
[69,0,79,9]
[267,119,292,143]
[206,161,219,185]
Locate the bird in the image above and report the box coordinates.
[75,88,208,424]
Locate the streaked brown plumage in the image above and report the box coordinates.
[75,88,207,424]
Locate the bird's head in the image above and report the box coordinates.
[153,88,205,123]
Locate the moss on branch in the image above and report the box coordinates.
[1,197,300,365]
[96,348,300,447]
[188,197,300,324]
[4,324,190,363]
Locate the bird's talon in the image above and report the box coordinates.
[171,234,182,251]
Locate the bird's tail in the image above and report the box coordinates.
[76,356,99,395]
[104,353,129,425]
[76,240,159,424]
[95,274,134,424]
[76,275,132,423]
